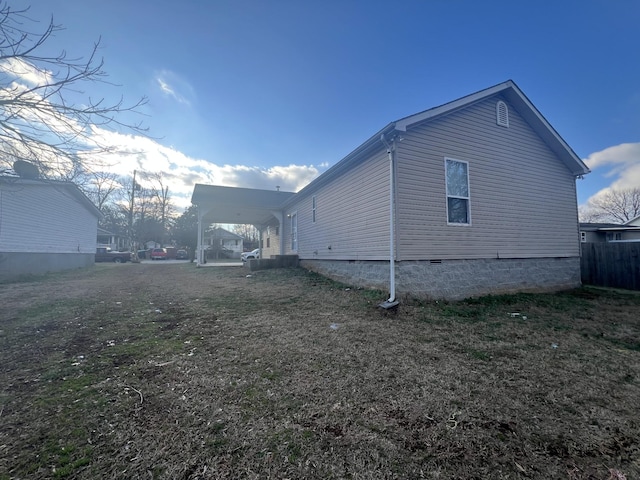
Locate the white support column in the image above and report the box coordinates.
[271,211,285,255]
[196,207,204,265]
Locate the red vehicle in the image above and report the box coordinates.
[150,248,167,260]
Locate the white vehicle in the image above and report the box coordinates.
[241,248,260,262]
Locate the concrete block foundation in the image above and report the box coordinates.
[0,252,95,281]
[299,257,581,300]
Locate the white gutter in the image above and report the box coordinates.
[379,134,399,309]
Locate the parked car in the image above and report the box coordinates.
[241,248,260,262]
[176,249,188,260]
[95,247,131,263]
[150,248,167,260]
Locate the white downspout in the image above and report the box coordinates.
[380,134,399,309]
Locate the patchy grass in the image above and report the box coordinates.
[0,264,639,479]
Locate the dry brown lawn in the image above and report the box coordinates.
[0,263,638,479]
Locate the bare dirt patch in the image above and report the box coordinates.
[0,263,639,479]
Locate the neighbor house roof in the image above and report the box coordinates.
[207,226,244,240]
[0,176,102,219]
[282,80,589,207]
[579,222,640,232]
[625,215,640,226]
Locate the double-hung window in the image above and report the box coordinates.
[445,158,471,225]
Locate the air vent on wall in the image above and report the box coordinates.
[496,100,509,127]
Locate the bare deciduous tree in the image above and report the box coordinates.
[146,172,174,230]
[583,187,640,223]
[83,170,123,210]
[0,2,146,178]
[233,224,259,246]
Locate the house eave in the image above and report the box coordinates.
[281,122,397,208]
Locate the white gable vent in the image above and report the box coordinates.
[496,100,509,127]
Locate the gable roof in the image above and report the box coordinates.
[283,80,589,206]
[0,176,102,219]
[207,226,244,240]
[396,80,589,176]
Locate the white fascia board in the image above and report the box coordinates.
[394,81,516,132]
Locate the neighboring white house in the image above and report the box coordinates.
[579,222,640,243]
[192,80,590,300]
[204,227,244,259]
[97,227,127,250]
[0,176,102,279]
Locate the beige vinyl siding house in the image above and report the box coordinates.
[282,149,390,260]
[192,80,589,300]
[395,95,580,260]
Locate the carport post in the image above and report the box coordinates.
[196,206,204,265]
[271,211,284,255]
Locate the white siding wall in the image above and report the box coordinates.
[396,95,580,260]
[284,151,390,260]
[0,183,98,254]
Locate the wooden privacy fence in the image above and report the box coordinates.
[581,242,640,290]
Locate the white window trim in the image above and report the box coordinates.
[580,231,586,243]
[312,195,317,224]
[445,157,471,226]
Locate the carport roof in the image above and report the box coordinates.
[191,184,295,226]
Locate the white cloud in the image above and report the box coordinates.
[84,127,324,211]
[0,57,53,86]
[584,143,640,175]
[155,70,192,105]
[584,142,640,188]
[582,142,640,205]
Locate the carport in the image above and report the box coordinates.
[190,184,295,265]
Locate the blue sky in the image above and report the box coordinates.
[7,0,640,210]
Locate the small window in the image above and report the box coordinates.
[496,100,509,127]
[580,232,586,243]
[275,226,279,236]
[266,237,270,248]
[445,158,470,225]
[312,195,317,223]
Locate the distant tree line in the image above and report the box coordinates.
[82,170,182,250]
